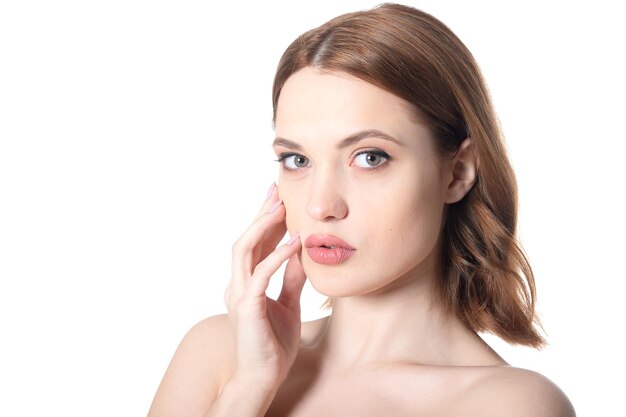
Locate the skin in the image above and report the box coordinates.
[147,67,575,417]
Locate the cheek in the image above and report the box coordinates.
[397,199,443,251]
[368,177,445,261]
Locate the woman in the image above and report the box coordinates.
[148,3,575,416]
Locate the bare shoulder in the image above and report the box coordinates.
[463,366,576,417]
[148,314,235,417]
[171,314,236,383]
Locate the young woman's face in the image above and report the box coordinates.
[274,67,454,298]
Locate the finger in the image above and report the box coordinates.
[253,182,279,221]
[223,284,231,311]
[249,183,286,268]
[277,253,307,312]
[247,234,301,299]
[231,201,286,287]
[239,201,285,274]
[253,218,286,264]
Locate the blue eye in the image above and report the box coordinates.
[353,151,389,169]
[277,153,310,170]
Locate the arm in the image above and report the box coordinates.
[203,374,278,417]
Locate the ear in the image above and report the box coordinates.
[444,138,477,204]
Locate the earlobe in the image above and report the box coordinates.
[445,138,478,204]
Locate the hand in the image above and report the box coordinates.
[224,183,306,391]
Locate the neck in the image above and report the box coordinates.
[305,255,504,373]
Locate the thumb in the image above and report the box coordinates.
[277,253,306,312]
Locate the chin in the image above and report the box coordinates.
[301,258,390,298]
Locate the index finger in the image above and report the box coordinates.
[253,182,279,221]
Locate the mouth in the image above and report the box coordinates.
[304,235,356,265]
[304,234,356,250]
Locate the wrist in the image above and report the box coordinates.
[212,375,278,416]
[227,371,282,397]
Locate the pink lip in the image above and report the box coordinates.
[304,234,356,265]
[304,235,355,249]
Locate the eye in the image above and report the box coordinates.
[276,153,310,170]
[353,150,390,169]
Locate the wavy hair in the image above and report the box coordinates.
[271,3,545,347]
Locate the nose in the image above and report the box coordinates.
[306,170,349,221]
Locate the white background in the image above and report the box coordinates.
[1,1,623,415]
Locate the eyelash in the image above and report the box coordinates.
[275,149,391,171]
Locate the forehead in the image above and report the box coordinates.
[275,67,427,142]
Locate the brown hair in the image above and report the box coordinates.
[271,3,545,348]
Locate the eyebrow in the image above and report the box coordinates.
[272,129,404,150]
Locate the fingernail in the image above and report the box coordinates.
[266,182,275,199]
[286,233,300,246]
[268,199,282,213]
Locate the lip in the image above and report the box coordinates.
[304,234,356,250]
[304,234,356,265]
